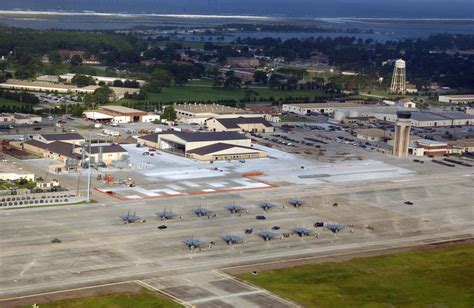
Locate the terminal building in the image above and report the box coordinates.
[83,105,160,123]
[137,131,267,161]
[174,103,262,125]
[205,117,274,133]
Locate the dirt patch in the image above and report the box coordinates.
[0,282,141,308]
[224,237,474,275]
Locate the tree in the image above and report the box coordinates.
[71,74,95,87]
[84,86,114,105]
[113,79,124,87]
[253,70,268,84]
[224,76,241,88]
[144,68,172,92]
[244,88,259,101]
[162,105,177,121]
[213,76,225,88]
[48,51,63,64]
[70,55,83,66]
[15,66,36,80]
[0,61,7,72]
[269,73,284,89]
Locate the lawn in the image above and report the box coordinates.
[29,289,181,308]
[0,97,29,108]
[236,244,474,307]
[120,83,327,105]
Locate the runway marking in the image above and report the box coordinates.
[136,280,191,307]
[189,290,264,304]
[19,260,35,276]
[0,281,136,303]
[211,270,304,307]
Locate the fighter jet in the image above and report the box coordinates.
[288,199,305,208]
[183,237,206,250]
[325,223,346,233]
[119,211,145,224]
[156,208,176,220]
[291,227,312,237]
[225,204,245,214]
[221,234,244,245]
[192,206,213,217]
[257,231,277,241]
[259,201,276,211]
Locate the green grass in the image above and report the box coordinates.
[236,244,474,307]
[25,288,181,308]
[0,97,29,108]
[120,83,326,104]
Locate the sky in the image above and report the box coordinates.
[0,0,472,18]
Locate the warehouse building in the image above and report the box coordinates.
[33,133,85,145]
[226,57,260,68]
[439,95,474,104]
[0,113,42,125]
[174,103,262,125]
[283,102,364,115]
[83,105,160,123]
[0,80,139,99]
[373,111,474,127]
[137,131,267,161]
[205,116,274,133]
[448,138,474,154]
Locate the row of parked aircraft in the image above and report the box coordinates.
[120,198,308,224]
[119,199,347,249]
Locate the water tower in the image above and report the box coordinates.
[390,59,406,94]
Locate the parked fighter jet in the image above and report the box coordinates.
[325,223,346,233]
[288,199,305,208]
[259,201,276,211]
[257,231,277,241]
[119,211,145,224]
[192,206,213,217]
[221,234,244,245]
[157,208,176,220]
[225,204,245,214]
[291,227,312,237]
[183,237,206,250]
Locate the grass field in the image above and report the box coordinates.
[120,81,327,105]
[29,289,181,308]
[0,97,29,108]
[236,244,474,307]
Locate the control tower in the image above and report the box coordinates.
[393,111,412,157]
[390,59,406,94]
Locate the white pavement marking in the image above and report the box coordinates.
[136,280,191,307]
[0,281,136,303]
[19,260,35,276]
[188,290,264,304]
